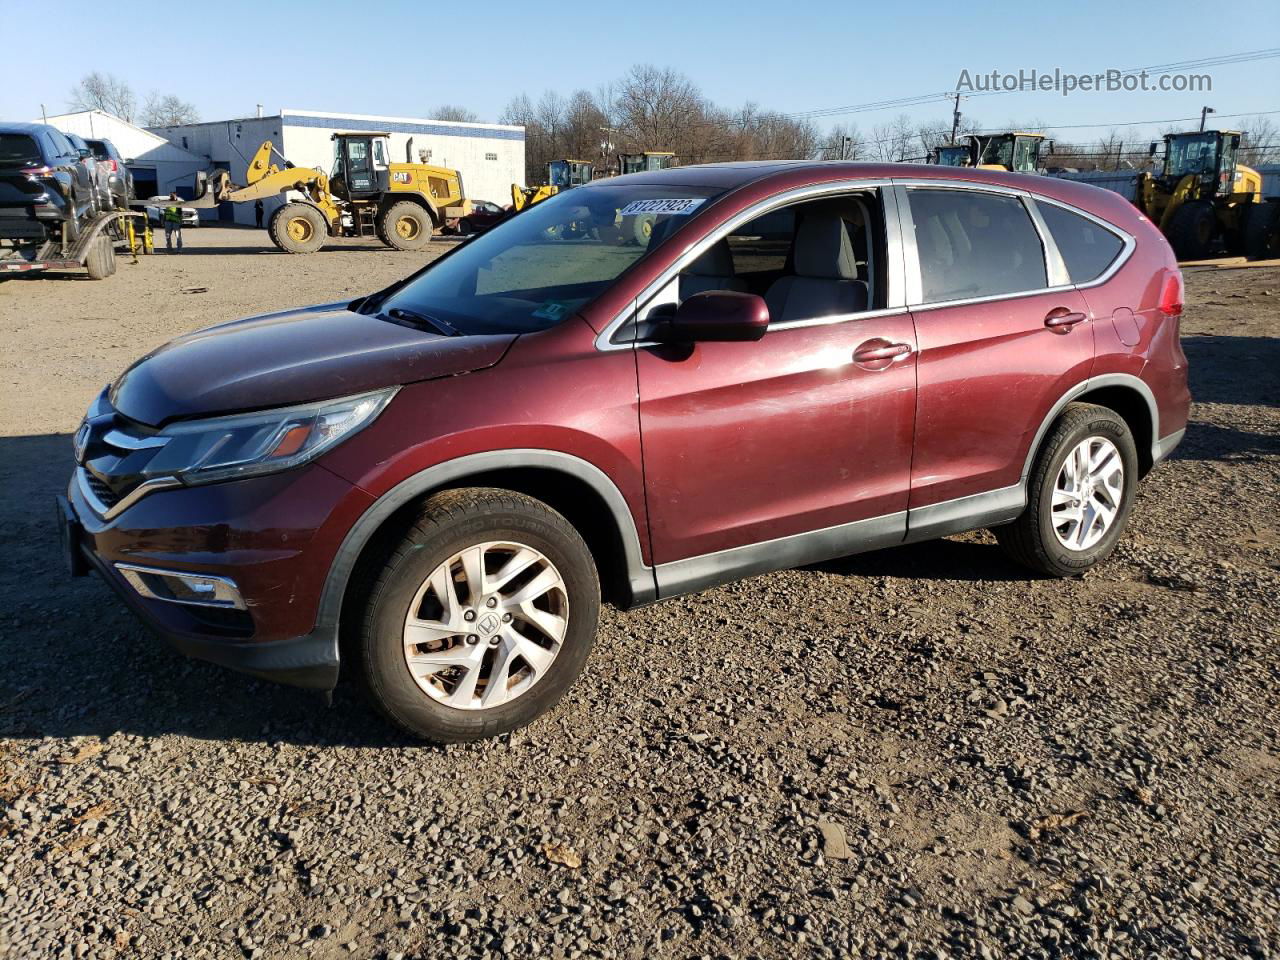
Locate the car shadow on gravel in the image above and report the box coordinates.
[0,432,426,749]
[809,536,1030,582]
[1183,334,1280,407]
[1171,420,1279,463]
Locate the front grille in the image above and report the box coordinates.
[84,469,121,509]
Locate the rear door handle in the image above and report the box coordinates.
[853,341,913,364]
[1044,308,1089,331]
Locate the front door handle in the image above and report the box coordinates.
[1044,308,1089,332]
[853,340,913,365]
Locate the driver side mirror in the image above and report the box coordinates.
[661,290,770,343]
[77,148,92,160]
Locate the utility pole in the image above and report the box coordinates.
[950,92,962,144]
[1199,105,1215,132]
[841,136,852,160]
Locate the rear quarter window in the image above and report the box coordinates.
[1037,201,1125,283]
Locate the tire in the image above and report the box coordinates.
[269,202,326,254]
[1165,200,1217,260]
[993,403,1138,577]
[1244,200,1280,261]
[456,218,473,237]
[359,488,600,742]
[631,213,656,245]
[379,201,433,251]
[84,236,113,280]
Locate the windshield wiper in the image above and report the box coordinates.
[383,307,460,338]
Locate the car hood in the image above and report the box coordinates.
[110,302,515,426]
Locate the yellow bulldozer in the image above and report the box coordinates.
[206,133,470,253]
[1140,130,1279,261]
[929,133,1050,173]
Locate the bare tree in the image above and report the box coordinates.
[1240,116,1280,166]
[817,122,863,160]
[68,72,136,122]
[142,93,199,127]
[431,105,479,123]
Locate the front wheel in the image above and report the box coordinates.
[269,202,326,253]
[359,488,600,742]
[994,403,1138,577]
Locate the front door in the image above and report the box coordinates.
[635,192,917,595]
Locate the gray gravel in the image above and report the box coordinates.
[1,233,1277,959]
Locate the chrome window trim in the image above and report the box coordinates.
[1026,195,1137,290]
[1023,197,1071,287]
[77,467,180,522]
[595,178,900,352]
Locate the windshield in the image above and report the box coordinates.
[377,183,723,335]
[978,137,1014,168]
[1165,134,1218,177]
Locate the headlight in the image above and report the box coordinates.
[145,388,397,485]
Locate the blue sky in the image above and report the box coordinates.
[6,0,1278,145]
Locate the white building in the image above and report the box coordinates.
[36,110,207,200]
[150,108,525,225]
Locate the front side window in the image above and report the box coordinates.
[377,184,723,335]
[907,188,1047,303]
[1036,202,1124,284]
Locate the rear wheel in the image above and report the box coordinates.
[84,236,114,280]
[379,201,433,251]
[269,203,326,254]
[359,488,600,742]
[1165,200,1217,260]
[455,217,473,236]
[1244,200,1280,261]
[994,403,1138,577]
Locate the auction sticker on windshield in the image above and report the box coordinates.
[618,198,706,216]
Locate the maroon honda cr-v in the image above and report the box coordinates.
[60,162,1190,742]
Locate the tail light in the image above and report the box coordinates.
[1159,270,1184,318]
[102,159,117,173]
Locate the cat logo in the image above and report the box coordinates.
[392,171,411,184]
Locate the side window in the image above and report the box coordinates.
[47,130,73,159]
[1036,202,1125,284]
[726,209,796,293]
[907,188,1047,303]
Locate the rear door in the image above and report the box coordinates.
[897,183,1095,521]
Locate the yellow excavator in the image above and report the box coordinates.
[930,133,1050,173]
[1140,130,1278,260]
[204,133,470,253]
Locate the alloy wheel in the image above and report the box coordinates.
[402,541,568,710]
[1051,437,1125,551]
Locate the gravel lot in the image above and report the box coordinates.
[1,227,1277,960]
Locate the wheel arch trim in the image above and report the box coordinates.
[1021,373,1161,481]
[313,449,655,667]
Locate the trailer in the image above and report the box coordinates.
[0,211,149,280]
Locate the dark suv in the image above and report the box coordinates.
[0,122,97,241]
[60,162,1190,742]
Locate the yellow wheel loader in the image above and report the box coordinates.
[511,159,596,212]
[1141,130,1279,261]
[929,133,1050,173]
[204,134,470,253]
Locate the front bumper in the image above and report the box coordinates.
[61,463,375,690]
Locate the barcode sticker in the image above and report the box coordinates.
[618,198,706,217]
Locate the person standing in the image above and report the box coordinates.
[254,199,264,229]
[162,193,184,253]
